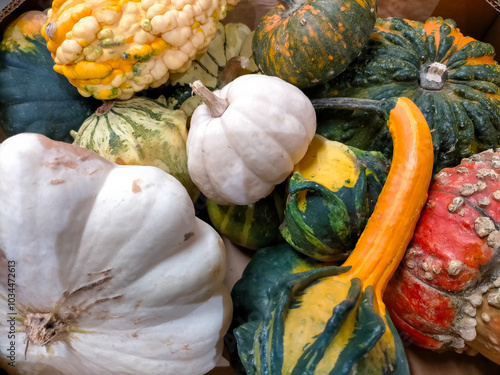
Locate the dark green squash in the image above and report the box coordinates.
[206,183,286,250]
[307,17,500,172]
[252,0,378,89]
[0,10,97,143]
[280,134,389,261]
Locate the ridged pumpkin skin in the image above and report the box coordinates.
[280,134,389,261]
[207,183,286,250]
[385,149,500,364]
[309,17,500,172]
[0,10,97,142]
[71,96,199,201]
[252,0,378,89]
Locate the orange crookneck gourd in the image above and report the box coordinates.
[231,96,434,374]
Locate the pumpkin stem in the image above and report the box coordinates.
[279,0,307,14]
[218,56,251,88]
[311,97,384,113]
[95,100,116,116]
[419,61,448,90]
[190,80,229,118]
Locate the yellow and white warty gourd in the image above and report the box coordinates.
[41,0,240,100]
[0,133,231,375]
[187,74,317,205]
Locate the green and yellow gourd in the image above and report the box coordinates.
[71,96,199,201]
[308,17,500,172]
[280,134,389,261]
[0,10,98,142]
[230,97,434,374]
[163,22,258,118]
[207,182,286,250]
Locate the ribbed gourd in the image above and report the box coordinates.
[308,17,500,173]
[280,134,389,261]
[71,96,199,201]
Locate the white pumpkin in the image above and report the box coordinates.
[0,133,231,375]
[186,74,317,205]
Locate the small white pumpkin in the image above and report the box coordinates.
[0,133,231,375]
[186,74,316,205]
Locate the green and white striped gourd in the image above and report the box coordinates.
[71,96,199,201]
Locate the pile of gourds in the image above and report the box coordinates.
[0,0,500,374]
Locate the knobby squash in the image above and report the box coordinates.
[308,17,500,173]
[0,10,97,142]
[252,0,378,89]
[41,0,240,100]
[231,97,434,374]
[0,133,231,375]
[385,149,500,364]
[280,134,389,261]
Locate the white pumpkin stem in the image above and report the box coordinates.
[190,80,228,118]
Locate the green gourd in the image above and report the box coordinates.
[71,96,199,201]
[0,10,97,142]
[280,134,389,261]
[207,183,286,250]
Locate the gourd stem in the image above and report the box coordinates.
[218,56,250,88]
[278,0,307,12]
[342,98,433,294]
[95,100,116,116]
[190,80,228,118]
[311,98,384,114]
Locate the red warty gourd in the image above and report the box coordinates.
[385,149,500,365]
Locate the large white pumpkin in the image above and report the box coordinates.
[0,133,231,375]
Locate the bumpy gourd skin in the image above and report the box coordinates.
[41,0,239,100]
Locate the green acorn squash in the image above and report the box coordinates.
[207,182,286,250]
[252,0,378,89]
[280,134,389,261]
[307,17,500,172]
[71,96,199,201]
[0,10,98,142]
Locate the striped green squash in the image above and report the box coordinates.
[71,96,199,201]
[280,134,389,261]
[206,183,286,250]
[229,243,409,375]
